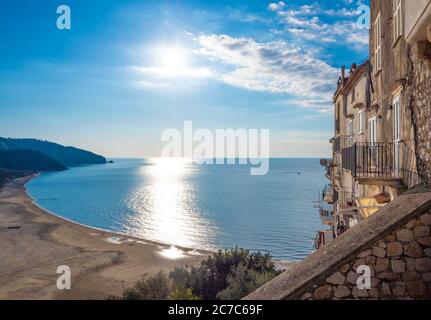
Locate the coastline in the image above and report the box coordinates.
[0,175,210,299]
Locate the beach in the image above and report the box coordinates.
[0,176,209,300]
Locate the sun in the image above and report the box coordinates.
[159,46,188,70]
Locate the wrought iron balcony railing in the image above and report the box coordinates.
[333,135,353,153]
[341,142,421,188]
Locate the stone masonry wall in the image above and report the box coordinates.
[301,211,431,300]
[407,52,431,185]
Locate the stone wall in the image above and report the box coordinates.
[407,53,431,184]
[301,211,431,300]
[244,189,431,300]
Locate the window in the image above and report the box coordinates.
[393,96,401,142]
[393,0,403,44]
[348,119,353,137]
[369,116,377,144]
[374,13,382,72]
[351,88,356,103]
[359,110,365,134]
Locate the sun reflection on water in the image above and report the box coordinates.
[125,158,215,250]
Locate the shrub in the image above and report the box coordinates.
[170,288,201,300]
[169,247,278,300]
[120,271,170,300]
[216,263,277,300]
[117,248,278,300]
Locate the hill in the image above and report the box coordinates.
[0,149,68,172]
[0,138,107,166]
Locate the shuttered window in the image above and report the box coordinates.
[393,96,401,142]
[369,116,377,144]
[359,110,365,134]
[393,0,403,44]
[348,119,353,137]
[374,14,382,72]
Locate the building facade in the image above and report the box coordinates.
[315,0,431,250]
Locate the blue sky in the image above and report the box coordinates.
[0,0,369,157]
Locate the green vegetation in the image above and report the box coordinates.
[120,272,170,300]
[0,137,107,166]
[115,248,279,300]
[0,168,35,188]
[0,149,67,172]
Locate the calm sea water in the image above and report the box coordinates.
[27,158,326,261]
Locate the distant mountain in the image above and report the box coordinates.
[0,138,107,166]
[0,149,67,172]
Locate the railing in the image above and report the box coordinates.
[334,135,353,153]
[335,188,358,212]
[320,208,334,225]
[314,197,334,225]
[342,142,421,188]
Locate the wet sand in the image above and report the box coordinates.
[0,176,209,300]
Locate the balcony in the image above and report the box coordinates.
[333,135,353,153]
[314,199,334,226]
[334,188,357,212]
[341,142,420,187]
[322,184,334,203]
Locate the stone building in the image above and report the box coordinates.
[315,0,431,250]
[247,0,431,301]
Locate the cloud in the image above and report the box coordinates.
[268,2,368,52]
[195,34,338,112]
[268,1,286,12]
[132,66,214,80]
[135,81,172,89]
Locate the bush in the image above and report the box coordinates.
[120,271,170,300]
[170,288,201,300]
[116,248,278,300]
[216,264,277,300]
[169,247,278,300]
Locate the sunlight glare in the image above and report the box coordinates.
[159,46,188,71]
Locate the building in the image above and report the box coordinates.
[315,0,431,250]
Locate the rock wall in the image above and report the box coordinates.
[244,189,431,300]
[301,211,431,300]
[408,53,431,185]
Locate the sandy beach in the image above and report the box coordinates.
[0,176,209,300]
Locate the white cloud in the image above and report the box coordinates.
[268,1,286,12]
[131,66,214,80]
[135,81,172,89]
[268,2,368,52]
[196,34,338,112]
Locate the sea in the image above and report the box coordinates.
[26,158,326,261]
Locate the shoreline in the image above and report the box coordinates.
[24,174,215,254]
[0,175,211,299]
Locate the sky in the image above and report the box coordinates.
[0,0,369,158]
